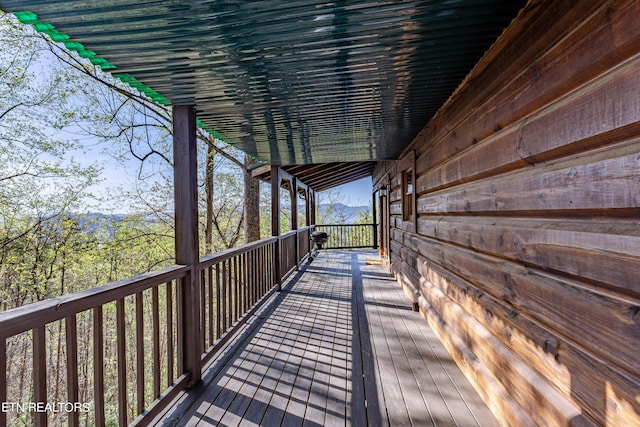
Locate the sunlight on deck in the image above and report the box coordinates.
[154,250,497,426]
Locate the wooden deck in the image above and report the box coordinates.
[153,250,498,426]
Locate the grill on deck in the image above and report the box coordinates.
[309,231,329,262]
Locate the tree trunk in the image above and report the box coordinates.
[205,143,215,254]
[244,155,261,242]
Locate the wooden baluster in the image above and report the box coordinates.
[65,316,79,427]
[232,257,237,323]
[240,253,245,313]
[199,271,206,350]
[135,292,145,415]
[93,307,105,427]
[166,282,174,386]
[232,259,237,321]
[243,252,249,313]
[216,264,221,339]
[233,256,242,323]
[223,261,229,333]
[33,326,47,427]
[260,246,264,296]
[207,267,214,346]
[152,287,161,399]
[116,298,127,426]
[1,338,7,427]
[253,248,258,304]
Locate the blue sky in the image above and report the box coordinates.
[77,140,374,211]
[8,17,374,213]
[326,177,373,207]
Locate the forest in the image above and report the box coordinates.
[0,12,371,425]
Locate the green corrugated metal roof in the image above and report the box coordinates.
[1,0,525,166]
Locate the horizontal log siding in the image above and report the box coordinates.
[374,1,640,426]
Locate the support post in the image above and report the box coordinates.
[291,178,298,232]
[271,166,282,290]
[309,189,316,226]
[304,187,314,225]
[372,191,378,249]
[173,105,201,386]
[291,178,299,270]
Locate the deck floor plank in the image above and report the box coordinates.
[154,250,498,426]
[363,263,452,426]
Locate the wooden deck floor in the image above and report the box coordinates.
[154,250,498,426]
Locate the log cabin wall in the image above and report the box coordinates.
[373,1,640,425]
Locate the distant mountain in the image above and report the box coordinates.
[317,203,370,223]
[73,212,166,236]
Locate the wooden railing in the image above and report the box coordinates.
[0,265,189,427]
[315,224,376,249]
[197,237,278,367]
[279,226,313,281]
[0,231,314,427]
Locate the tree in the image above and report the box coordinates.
[243,155,261,242]
[0,13,101,308]
[39,26,264,252]
[316,188,354,224]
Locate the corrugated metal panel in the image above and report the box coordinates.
[252,161,377,191]
[0,0,525,167]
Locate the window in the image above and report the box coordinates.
[402,168,414,221]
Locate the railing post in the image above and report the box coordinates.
[292,177,299,270]
[372,192,378,249]
[271,166,282,290]
[173,105,202,386]
[310,189,316,226]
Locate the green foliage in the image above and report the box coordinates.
[355,205,373,224]
[0,12,258,426]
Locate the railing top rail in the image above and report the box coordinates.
[277,226,312,240]
[316,223,375,227]
[280,230,298,239]
[199,236,278,268]
[0,264,189,339]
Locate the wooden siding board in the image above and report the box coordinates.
[409,0,605,161]
[417,216,640,297]
[414,0,640,177]
[415,256,638,426]
[406,234,639,374]
[374,0,640,424]
[417,274,592,427]
[417,144,640,217]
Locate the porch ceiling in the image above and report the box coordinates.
[252,161,377,192]
[1,0,524,173]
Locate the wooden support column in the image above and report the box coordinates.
[372,191,378,249]
[270,166,282,289]
[305,189,312,227]
[291,178,299,270]
[309,189,316,226]
[291,178,298,231]
[172,105,201,386]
